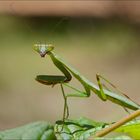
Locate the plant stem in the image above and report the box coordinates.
[91,109,140,138]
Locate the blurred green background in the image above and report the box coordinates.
[0,12,140,129]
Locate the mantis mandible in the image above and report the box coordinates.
[34,44,140,121]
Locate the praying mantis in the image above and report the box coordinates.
[34,44,140,121]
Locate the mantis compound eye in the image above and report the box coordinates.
[34,43,54,57]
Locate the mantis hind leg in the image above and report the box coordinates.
[96,73,139,114]
[96,74,107,101]
[97,74,138,104]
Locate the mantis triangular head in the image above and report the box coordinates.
[34,43,54,57]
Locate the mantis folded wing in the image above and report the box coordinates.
[34,44,140,120]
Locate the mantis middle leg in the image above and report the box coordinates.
[60,83,69,122]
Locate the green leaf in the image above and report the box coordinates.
[54,117,108,140]
[112,135,132,140]
[0,121,56,140]
[95,135,132,140]
[1,118,139,140]
[115,120,140,139]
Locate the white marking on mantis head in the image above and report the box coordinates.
[34,43,54,57]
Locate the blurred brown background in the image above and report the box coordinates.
[0,1,140,130]
[1,1,140,21]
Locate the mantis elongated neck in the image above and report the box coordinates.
[49,52,72,82]
[49,51,91,95]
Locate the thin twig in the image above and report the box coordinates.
[90,109,140,139]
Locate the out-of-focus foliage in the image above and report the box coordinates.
[0,121,56,140]
[95,136,132,140]
[55,117,108,140]
[1,117,140,140]
[116,120,140,139]
[55,118,140,139]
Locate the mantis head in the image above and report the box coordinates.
[34,43,54,57]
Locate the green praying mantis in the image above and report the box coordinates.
[34,44,140,122]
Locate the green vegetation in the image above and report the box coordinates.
[0,117,140,139]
